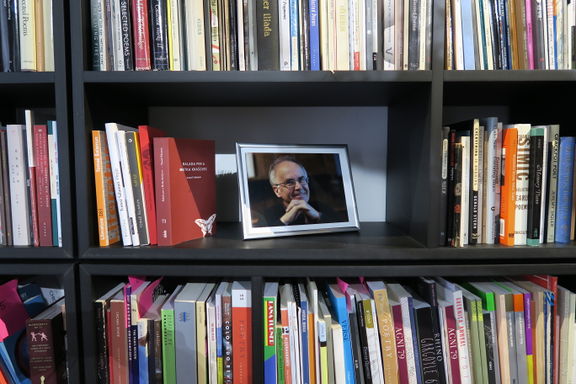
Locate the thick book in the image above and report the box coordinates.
[555,136,575,243]
[161,285,182,384]
[327,284,355,384]
[264,282,279,384]
[183,0,207,70]
[256,0,280,69]
[150,0,170,70]
[232,281,252,384]
[92,130,121,246]
[6,124,31,246]
[479,117,502,245]
[527,126,546,245]
[514,124,531,245]
[130,0,151,70]
[196,283,216,384]
[153,137,216,246]
[25,298,66,384]
[499,126,519,246]
[33,125,52,246]
[545,125,560,243]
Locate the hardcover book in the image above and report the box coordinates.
[153,138,216,246]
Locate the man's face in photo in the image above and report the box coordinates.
[271,160,310,206]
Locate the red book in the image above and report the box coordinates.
[131,0,152,70]
[0,368,8,384]
[33,125,52,246]
[391,303,409,384]
[525,274,558,384]
[137,126,165,245]
[109,293,129,384]
[154,138,216,246]
[232,281,252,384]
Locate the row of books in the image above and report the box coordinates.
[439,118,572,247]
[89,0,432,72]
[0,110,62,247]
[0,279,67,384]
[264,275,566,384]
[0,0,55,72]
[445,0,576,69]
[92,124,215,247]
[94,278,252,384]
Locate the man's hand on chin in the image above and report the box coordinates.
[280,199,321,225]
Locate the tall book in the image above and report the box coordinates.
[256,0,280,69]
[116,130,141,246]
[18,0,36,71]
[0,129,12,246]
[6,124,31,246]
[514,124,531,245]
[149,0,170,69]
[25,298,66,384]
[441,126,450,245]
[555,136,575,243]
[184,0,207,69]
[232,281,252,384]
[24,110,40,247]
[33,125,52,246]
[92,130,121,246]
[545,124,560,243]
[264,282,279,384]
[125,131,149,246]
[500,125,519,246]
[109,290,129,384]
[527,126,546,245]
[327,284,355,384]
[137,294,168,384]
[131,0,152,70]
[479,117,502,244]
[161,285,183,384]
[153,138,216,246]
[47,121,61,247]
[215,282,230,384]
[197,283,216,384]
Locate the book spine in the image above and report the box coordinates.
[161,308,176,384]
[256,0,280,69]
[184,0,207,70]
[446,129,456,245]
[232,285,252,384]
[150,0,170,70]
[522,293,534,384]
[527,128,545,245]
[95,301,110,384]
[538,126,549,243]
[209,0,221,70]
[0,131,5,244]
[555,136,575,243]
[6,125,31,246]
[223,294,233,384]
[300,0,311,70]
[452,143,463,247]
[264,296,277,384]
[356,300,373,383]
[118,0,133,70]
[374,290,399,384]
[280,305,292,384]
[125,132,149,245]
[167,0,183,70]
[453,292,472,384]
[546,125,560,242]
[440,127,449,245]
[47,121,61,246]
[42,0,53,72]
[24,111,40,247]
[392,304,409,384]
[279,0,290,69]
[416,307,442,382]
[136,126,157,245]
[33,125,52,246]
[18,0,36,70]
[175,298,198,384]
[289,0,299,69]
[117,131,139,246]
[26,318,58,384]
[0,131,11,245]
[407,0,420,69]
[483,119,502,244]
[515,125,531,245]
[469,121,481,245]
[460,136,470,246]
[131,0,151,70]
[111,299,129,384]
[276,323,286,384]
[90,0,108,70]
[499,127,518,246]
[481,312,497,384]
[445,305,462,384]
[154,139,172,246]
[309,0,320,69]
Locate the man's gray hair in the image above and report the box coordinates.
[268,156,306,185]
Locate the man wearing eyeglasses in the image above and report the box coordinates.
[265,156,322,225]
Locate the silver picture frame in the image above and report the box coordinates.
[236,143,360,240]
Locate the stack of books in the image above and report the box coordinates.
[0,0,55,72]
[92,123,215,247]
[0,109,62,247]
[445,0,576,70]
[439,118,576,247]
[89,0,432,71]
[93,278,252,384]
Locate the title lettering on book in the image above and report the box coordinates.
[179,161,208,179]
[266,300,275,346]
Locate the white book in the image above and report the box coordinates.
[116,130,139,246]
[364,290,385,384]
[90,0,109,70]
[568,0,575,69]
[556,0,565,68]
[387,284,417,384]
[279,0,290,70]
[383,0,394,69]
[235,0,245,70]
[47,121,61,246]
[435,277,473,384]
[558,286,573,384]
[536,125,549,243]
[184,0,207,70]
[18,0,36,71]
[207,291,218,384]
[43,0,54,71]
[393,0,403,69]
[306,279,321,384]
[514,124,531,245]
[168,0,184,70]
[546,124,560,243]
[460,136,470,245]
[330,318,346,384]
[24,110,36,245]
[418,0,427,69]
[7,125,31,246]
[327,0,338,70]
[247,0,258,71]
[348,0,356,69]
[482,0,494,69]
[110,0,125,70]
[482,118,501,244]
[451,0,464,69]
[104,122,134,246]
[318,0,329,70]
[546,0,555,68]
[196,283,216,384]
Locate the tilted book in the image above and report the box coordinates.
[153,138,216,246]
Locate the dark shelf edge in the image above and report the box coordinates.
[83,70,433,83]
[444,69,576,82]
[0,72,55,84]
[0,247,72,260]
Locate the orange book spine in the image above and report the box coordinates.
[308,312,316,384]
[232,283,252,384]
[281,307,292,384]
[500,127,518,245]
[0,368,8,384]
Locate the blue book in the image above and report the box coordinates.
[460,0,476,69]
[554,137,575,243]
[0,332,30,384]
[309,0,320,70]
[297,284,310,384]
[327,284,355,384]
[289,0,299,69]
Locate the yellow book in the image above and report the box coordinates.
[35,0,45,71]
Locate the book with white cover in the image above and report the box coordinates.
[43,0,54,71]
[184,0,207,70]
[514,124,532,245]
[116,130,140,246]
[168,0,184,70]
[330,317,346,384]
[18,0,36,71]
[206,290,217,384]
[480,118,502,244]
[6,125,31,245]
[196,283,216,384]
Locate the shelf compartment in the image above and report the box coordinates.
[444,70,576,83]
[0,264,80,384]
[0,247,72,259]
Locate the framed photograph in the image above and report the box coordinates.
[236,143,360,240]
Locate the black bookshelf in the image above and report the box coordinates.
[0,263,80,383]
[0,0,73,259]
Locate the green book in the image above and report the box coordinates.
[264,282,279,384]
[459,284,489,384]
[276,323,285,384]
[161,285,182,384]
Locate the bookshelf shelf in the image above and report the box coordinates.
[443,69,576,82]
[0,72,55,84]
[0,247,72,260]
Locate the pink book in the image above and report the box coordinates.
[131,0,151,70]
[525,0,535,69]
[0,279,28,340]
[391,303,409,384]
[33,125,52,246]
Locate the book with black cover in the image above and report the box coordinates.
[149,0,169,70]
[119,0,134,70]
[256,0,280,69]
